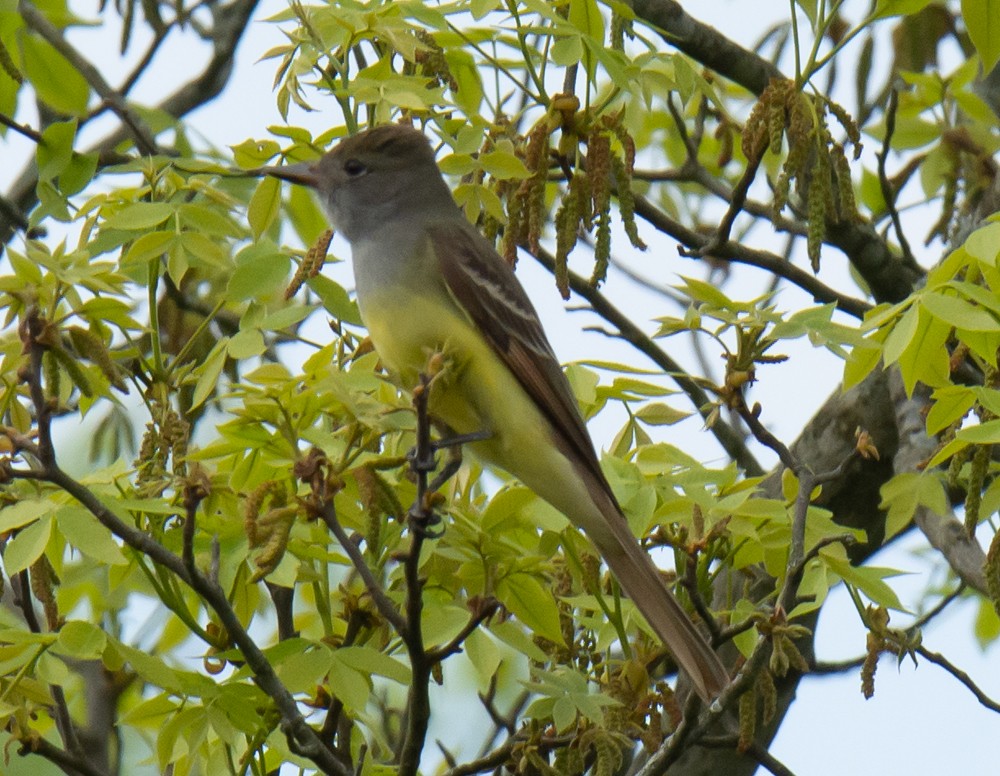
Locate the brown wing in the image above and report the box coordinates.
[429,222,608,487]
[430,224,730,701]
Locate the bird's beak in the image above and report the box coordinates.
[251,161,321,188]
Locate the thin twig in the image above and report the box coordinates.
[0,113,43,143]
[398,375,435,776]
[426,599,501,663]
[915,646,1000,713]
[21,309,55,465]
[910,584,965,632]
[876,87,914,264]
[12,570,82,757]
[477,685,529,751]
[735,401,798,473]
[121,27,172,95]
[398,528,431,775]
[811,656,865,674]
[267,582,297,642]
[685,149,764,259]
[316,502,408,636]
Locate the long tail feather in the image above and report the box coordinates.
[586,489,729,701]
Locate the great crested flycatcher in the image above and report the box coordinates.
[258,124,728,701]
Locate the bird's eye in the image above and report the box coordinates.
[343,158,367,177]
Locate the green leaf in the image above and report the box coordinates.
[956,419,1000,444]
[439,153,479,176]
[958,329,1000,366]
[481,486,537,533]
[975,598,1000,646]
[327,652,372,711]
[496,572,564,644]
[897,309,951,394]
[926,386,976,435]
[880,303,918,367]
[965,222,1000,265]
[36,651,69,685]
[104,203,176,231]
[677,276,734,309]
[226,243,290,302]
[729,598,759,656]
[121,231,175,268]
[464,628,501,684]
[822,553,907,611]
[119,694,178,726]
[307,275,362,325]
[248,176,281,241]
[228,328,265,359]
[421,604,471,647]
[177,231,227,268]
[550,35,584,67]
[568,0,604,39]
[875,114,941,150]
[4,515,53,575]
[873,0,936,19]
[19,33,90,116]
[471,0,498,18]
[274,644,333,692]
[0,499,50,532]
[287,184,329,246]
[880,472,948,540]
[230,138,281,168]
[553,696,576,732]
[479,150,531,180]
[634,402,689,426]
[925,437,969,469]
[444,48,483,115]
[56,505,127,565]
[53,621,107,660]
[112,641,212,696]
[260,304,312,332]
[190,338,229,409]
[60,150,98,195]
[565,363,599,404]
[949,280,1000,315]
[336,646,411,684]
[921,292,1000,332]
[36,119,76,182]
[962,0,1000,71]
[795,0,818,25]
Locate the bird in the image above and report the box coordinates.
[256,123,728,701]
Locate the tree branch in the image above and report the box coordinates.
[632,195,872,319]
[20,736,110,776]
[626,0,926,306]
[889,372,988,594]
[625,0,782,95]
[18,0,161,156]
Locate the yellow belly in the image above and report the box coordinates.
[361,290,599,530]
